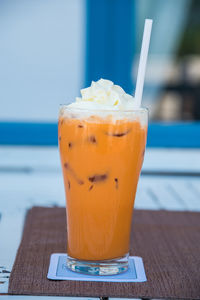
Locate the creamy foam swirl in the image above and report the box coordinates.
[68,79,138,110]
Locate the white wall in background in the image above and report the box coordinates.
[0,0,85,122]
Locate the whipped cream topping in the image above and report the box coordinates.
[68,79,138,110]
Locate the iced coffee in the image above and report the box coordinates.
[58,79,147,275]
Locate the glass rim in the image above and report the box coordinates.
[59,104,148,114]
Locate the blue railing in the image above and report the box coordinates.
[85,0,135,94]
[148,122,200,148]
[0,122,57,146]
[0,122,200,147]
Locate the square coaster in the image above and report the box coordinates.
[47,253,147,282]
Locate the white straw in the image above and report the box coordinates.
[135,19,153,108]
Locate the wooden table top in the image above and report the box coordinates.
[1,146,200,300]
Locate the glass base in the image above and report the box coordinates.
[66,254,129,276]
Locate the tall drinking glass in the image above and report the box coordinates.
[58,106,148,275]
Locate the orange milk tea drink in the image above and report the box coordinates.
[58,79,148,275]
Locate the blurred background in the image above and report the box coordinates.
[0,0,200,145]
